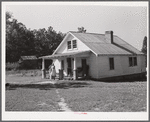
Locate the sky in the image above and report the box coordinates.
[5,2,148,50]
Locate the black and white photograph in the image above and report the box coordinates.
[2,1,149,121]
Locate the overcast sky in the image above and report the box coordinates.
[5,2,148,50]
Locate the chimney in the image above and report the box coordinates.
[105,31,113,43]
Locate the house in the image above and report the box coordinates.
[40,31,146,80]
[19,55,38,69]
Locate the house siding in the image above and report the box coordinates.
[53,59,60,73]
[50,32,146,80]
[54,56,90,77]
[53,57,68,76]
[56,34,90,54]
[96,55,146,79]
[88,53,98,79]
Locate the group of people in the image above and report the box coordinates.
[49,63,56,80]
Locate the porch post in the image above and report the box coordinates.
[59,59,63,80]
[73,57,78,80]
[42,58,46,79]
[59,59,62,70]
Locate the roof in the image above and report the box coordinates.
[20,56,37,60]
[69,31,143,55]
[39,51,90,59]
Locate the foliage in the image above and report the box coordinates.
[141,36,147,54]
[77,27,86,33]
[141,36,147,67]
[19,60,38,70]
[6,11,65,63]
[6,62,20,71]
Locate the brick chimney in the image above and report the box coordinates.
[105,31,113,43]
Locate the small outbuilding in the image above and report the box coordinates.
[19,56,38,69]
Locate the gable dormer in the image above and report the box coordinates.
[53,32,90,54]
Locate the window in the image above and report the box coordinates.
[109,58,114,70]
[67,40,77,50]
[67,41,71,49]
[129,57,133,67]
[133,57,137,66]
[73,40,77,49]
[129,57,137,67]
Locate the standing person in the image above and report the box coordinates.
[51,64,56,80]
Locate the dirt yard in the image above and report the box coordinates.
[5,71,147,112]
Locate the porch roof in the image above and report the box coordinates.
[39,50,91,59]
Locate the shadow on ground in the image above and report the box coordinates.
[91,75,147,83]
[98,78,147,83]
[6,82,91,90]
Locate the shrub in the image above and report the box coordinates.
[6,62,20,71]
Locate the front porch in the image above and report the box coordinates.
[40,51,91,80]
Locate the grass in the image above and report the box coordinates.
[6,69,42,76]
[6,70,61,111]
[6,69,50,84]
[5,70,147,112]
[6,88,60,111]
[57,80,147,112]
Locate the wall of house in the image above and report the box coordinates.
[53,53,98,79]
[53,55,94,77]
[53,59,60,73]
[96,55,146,79]
[53,54,146,79]
[87,53,98,79]
[53,57,67,76]
[55,34,90,54]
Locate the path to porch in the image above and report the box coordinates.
[6,75,73,112]
[6,73,147,112]
[34,80,72,111]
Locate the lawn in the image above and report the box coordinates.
[5,71,147,112]
[6,88,60,111]
[57,81,147,112]
[6,70,60,111]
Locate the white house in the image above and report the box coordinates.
[40,31,146,80]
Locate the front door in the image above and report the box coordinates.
[67,58,72,76]
[82,59,87,76]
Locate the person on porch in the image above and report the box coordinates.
[49,63,56,80]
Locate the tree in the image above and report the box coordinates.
[6,11,65,63]
[6,11,35,62]
[141,36,147,54]
[141,36,147,67]
[33,26,64,57]
[77,27,86,33]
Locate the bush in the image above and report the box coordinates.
[6,62,20,71]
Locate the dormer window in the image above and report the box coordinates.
[73,40,77,49]
[67,40,77,50]
[67,41,71,49]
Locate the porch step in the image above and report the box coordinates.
[55,73,59,79]
[64,76,73,80]
[55,76,59,80]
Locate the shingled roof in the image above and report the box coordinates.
[70,31,143,55]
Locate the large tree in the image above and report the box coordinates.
[141,36,147,67]
[6,11,65,63]
[6,12,35,62]
[33,26,65,57]
[141,36,147,54]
